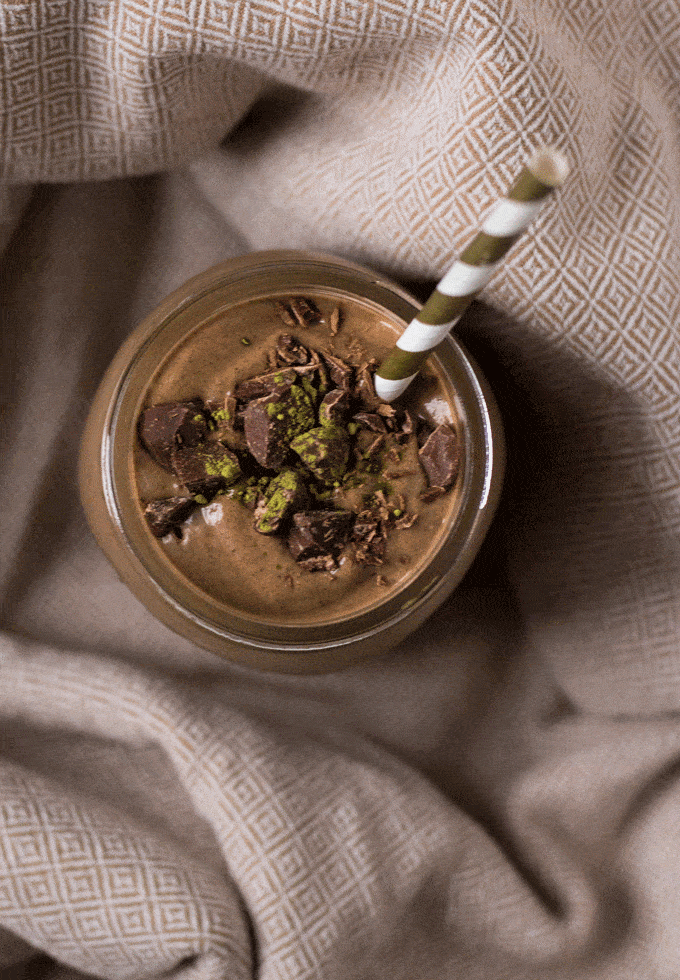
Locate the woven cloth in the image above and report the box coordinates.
[1,1,680,978]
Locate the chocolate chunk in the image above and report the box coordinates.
[138,400,207,471]
[319,388,350,426]
[322,352,354,390]
[288,510,354,565]
[276,334,311,365]
[144,496,196,537]
[290,425,350,483]
[171,442,241,497]
[418,423,460,488]
[253,469,309,535]
[234,368,297,401]
[243,383,316,469]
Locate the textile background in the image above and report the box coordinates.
[1,2,680,978]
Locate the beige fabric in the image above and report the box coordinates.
[2,1,680,978]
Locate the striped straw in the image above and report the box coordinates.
[374,146,570,401]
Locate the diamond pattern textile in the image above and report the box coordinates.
[2,1,680,978]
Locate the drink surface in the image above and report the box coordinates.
[133,288,463,626]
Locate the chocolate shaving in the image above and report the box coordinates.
[322,351,354,390]
[276,334,311,365]
[353,412,387,433]
[355,362,380,409]
[329,307,341,336]
[276,297,322,328]
[419,485,447,502]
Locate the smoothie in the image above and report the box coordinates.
[134,289,463,626]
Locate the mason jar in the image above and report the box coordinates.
[78,250,504,672]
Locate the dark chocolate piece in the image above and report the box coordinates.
[171,442,241,497]
[319,389,350,426]
[418,423,460,488]
[243,383,316,469]
[290,425,350,483]
[234,368,297,401]
[253,469,309,534]
[144,496,196,537]
[138,400,207,471]
[288,510,354,566]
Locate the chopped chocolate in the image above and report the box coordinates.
[144,496,197,537]
[397,408,414,443]
[322,351,354,390]
[319,388,350,426]
[418,423,461,488]
[234,368,297,401]
[376,403,397,420]
[419,485,447,503]
[394,512,418,530]
[299,554,338,573]
[275,301,298,329]
[290,425,350,483]
[276,297,322,328]
[416,415,436,447]
[243,382,316,469]
[138,400,207,471]
[352,512,386,565]
[137,329,450,572]
[206,396,245,452]
[355,362,380,409]
[353,412,387,433]
[253,469,310,535]
[329,306,341,336]
[276,334,311,365]
[288,510,354,566]
[171,442,241,498]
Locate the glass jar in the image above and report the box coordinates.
[79,250,504,672]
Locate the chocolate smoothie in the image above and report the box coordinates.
[134,289,463,626]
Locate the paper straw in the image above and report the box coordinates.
[374,146,570,401]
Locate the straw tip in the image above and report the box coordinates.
[527,145,570,187]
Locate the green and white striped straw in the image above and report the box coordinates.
[374,146,570,401]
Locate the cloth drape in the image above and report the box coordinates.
[1,1,680,978]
